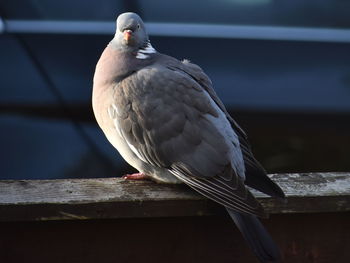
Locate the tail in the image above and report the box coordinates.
[227,209,281,263]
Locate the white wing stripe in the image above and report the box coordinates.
[113,119,122,137]
[126,140,147,163]
[109,103,147,163]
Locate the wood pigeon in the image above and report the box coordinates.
[92,12,285,263]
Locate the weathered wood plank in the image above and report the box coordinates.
[0,172,349,221]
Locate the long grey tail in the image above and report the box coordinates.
[227,209,281,263]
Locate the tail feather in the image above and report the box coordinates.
[227,209,281,263]
[244,158,285,199]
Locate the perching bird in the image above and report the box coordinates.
[93,12,285,263]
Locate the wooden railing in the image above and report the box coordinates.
[0,172,349,263]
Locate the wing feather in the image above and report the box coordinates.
[112,60,270,217]
[179,59,285,199]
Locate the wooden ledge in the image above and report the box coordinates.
[0,172,349,222]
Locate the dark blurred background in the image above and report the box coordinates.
[0,0,350,180]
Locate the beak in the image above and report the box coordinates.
[123,29,133,42]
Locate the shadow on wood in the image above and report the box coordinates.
[0,173,349,263]
[0,213,349,263]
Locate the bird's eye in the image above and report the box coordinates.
[137,24,140,29]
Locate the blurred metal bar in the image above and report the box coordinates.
[149,23,350,43]
[3,19,350,43]
[0,17,4,33]
[4,20,114,35]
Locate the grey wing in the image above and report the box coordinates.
[178,60,285,199]
[114,65,266,217]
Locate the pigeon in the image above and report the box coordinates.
[92,12,285,263]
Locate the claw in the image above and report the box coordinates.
[122,172,149,180]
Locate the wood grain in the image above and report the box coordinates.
[0,172,349,221]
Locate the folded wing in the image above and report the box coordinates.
[112,62,268,217]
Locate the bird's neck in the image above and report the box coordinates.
[93,43,157,89]
[109,38,157,60]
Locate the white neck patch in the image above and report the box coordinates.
[136,41,156,59]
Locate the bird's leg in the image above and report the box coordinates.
[122,172,150,180]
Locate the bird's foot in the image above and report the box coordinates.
[122,172,149,180]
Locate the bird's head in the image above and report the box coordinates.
[112,12,149,51]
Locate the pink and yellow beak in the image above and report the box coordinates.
[123,29,133,42]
